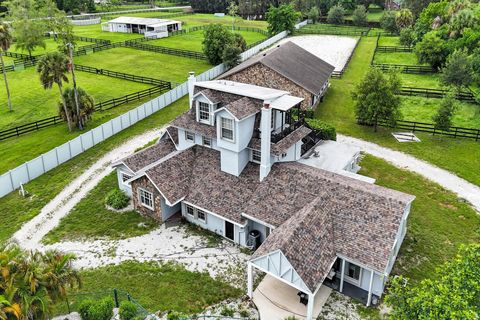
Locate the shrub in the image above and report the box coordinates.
[432,93,458,131]
[440,49,473,89]
[308,6,320,23]
[79,297,114,320]
[220,306,235,317]
[105,188,130,210]
[232,32,247,51]
[222,44,242,68]
[167,311,188,320]
[352,5,367,26]
[399,27,415,47]
[327,5,345,24]
[305,119,337,141]
[380,10,398,34]
[415,31,450,69]
[119,301,138,320]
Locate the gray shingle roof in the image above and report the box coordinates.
[220,41,335,95]
[197,89,223,104]
[222,97,260,120]
[171,110,217,138]
[121,138,176,173]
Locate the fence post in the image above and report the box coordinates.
[127,293,131,302]
[113,289,119,308]
[9,170,14,190]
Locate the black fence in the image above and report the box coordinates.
[372,63,437,74]
[331,37,362,78]
[75,64,172,87]
[0,63,15,73]
[92,42,125,53]
[317,16,381,28]
[0,85,169,140]
[400,87,477,103]
[297,26,370,37]
[125,42,207,60]
[376,46,413,52]
[169,24,269,37]
[372,119,480,141]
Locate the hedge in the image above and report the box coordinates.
[305,118,337,141]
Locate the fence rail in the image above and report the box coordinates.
[296,26,370,36]
[371,63,437,74]
[125,42,207,59]
[399,86,477,103]
[376,46,413,52]
[370,119,480,141]
[74,35,111,45]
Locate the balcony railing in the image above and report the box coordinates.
[271,119,305,143]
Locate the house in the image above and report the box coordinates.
[219,41,335,110]
[101,17,182,38]
[112,76,414,319]
[385,0,402,10]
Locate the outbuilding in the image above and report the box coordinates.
[102,16,182,38]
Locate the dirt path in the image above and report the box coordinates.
[338,135,480,213]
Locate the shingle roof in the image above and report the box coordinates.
[196,89,223,104]
[271,126,311,156]
[220,41,335,95]
[171,110,217,138]
[120,138,176,173]
[166,126,179,146]
[222,97,260,120]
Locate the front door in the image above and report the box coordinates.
[225,221,234,241]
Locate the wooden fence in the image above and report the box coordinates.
[168,25,269,37]
[399,87,477,103]
[296,26,370,37]
[372,119,480,141]
[372,63,437,74]
[375,46,413,52]
[125,42,207,59]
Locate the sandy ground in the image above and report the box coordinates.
[338,134,480,213]
[276,35,359,72]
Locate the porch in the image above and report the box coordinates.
[323,276,380,306]
[253,274,331,320]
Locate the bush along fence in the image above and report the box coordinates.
[367,119,480,141]
[399,87,477,103]
[0,85,170,141]
[0,22,299,198]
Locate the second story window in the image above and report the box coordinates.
[221,117,234,142]
[185,131,195,142]
[198,102,210,123]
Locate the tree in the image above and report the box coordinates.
[232,32,247,51]
[471,48,480,85]
[399,26,415,47]
[415,31,449,69]
[386,244,480,319]
[381,10,399,34]
[352,68,402,130]
[432,93,458,131]
[266,4,300,35]
[327,4,345,24]
[308,6,320,23]
[396,8,414,30]
[440,50,473,89]
[202,24,233,65]
[37,52,73,131]
[449,9,478,38]
[404,0,435,17]
[352,5,367,26]
[8,0,47,58]
[227,1,239,31]
[0,23,12,112]
[413,1,449,41]
[59,87,95,128]
[222,44,242,68]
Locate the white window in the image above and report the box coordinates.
[186,204,195,217]
[197,209,206,223]
[198,102,210,123]
[185,131,195,142]
[202,136,212,148]
[138,188,154,210]
[251,149,261,163]
[344,262,362,285]
[121,172,133,183]
[221,117,234,141]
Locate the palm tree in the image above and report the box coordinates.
[59,87,95,129]
[0,23,13,112]
[0,294,22,320]
[36,52,72,131]
[41,251,81,304]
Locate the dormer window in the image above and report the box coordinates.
[198,101,211,124]
[221,117,234,142]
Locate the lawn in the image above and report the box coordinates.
[9,38,92,56]
[373,51,424,65]
[315,36,480,187]
[54,261,242,315]
[0,96,188,244]
[43,172,158,244]
[148,29,266,52]
[176,14,268,29]
[399,73,441,88]
[378,36,400,46]
[359,155,480,283]
[0,67,151,129]
[72,24,144,42]
[101,9,184,20]
[74,47,211,83]
[400,96,480,128]
[300,23,370,35]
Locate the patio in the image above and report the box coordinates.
[253,275,332,320]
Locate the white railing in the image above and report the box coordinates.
[0,22,306,198]
[67,6,191,19]
[70,17,101,26]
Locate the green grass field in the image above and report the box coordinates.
[359,155,480,282]
[315,37,480,187]
[75,47,211,82]
[373,51,424,65]
[399,73,441,88]
[300,23,370,34]
[176,14,268,29]
[43,171,158,244]
[400,96,480,128]
[378,36,400,46]
[148,29,266,52]
[0,96,188,244]
[0,67,151,129]
[9,38,92,56]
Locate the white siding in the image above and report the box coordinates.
[359,269,385,297]
[116,165,133,197]
[161,197,180,221]
[220,148,250,176]
[275,140,303,162]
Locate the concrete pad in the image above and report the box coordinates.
[253,275,331,320]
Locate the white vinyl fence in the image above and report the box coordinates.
[0,22,304,198]
[70,17,101,26]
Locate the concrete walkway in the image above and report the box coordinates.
[253,275,331,320]
[338,135,480,213]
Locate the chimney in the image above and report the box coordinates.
[260,103,272,181]
[188,71,196,109]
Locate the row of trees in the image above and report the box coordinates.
[0,0,95,131]
[0,245,81,319]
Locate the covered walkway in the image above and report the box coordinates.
[253,275,331,320]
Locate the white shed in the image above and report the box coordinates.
[102,16,182,38]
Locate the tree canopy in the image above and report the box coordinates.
[202,24,246,66]
[266,4,300,35]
